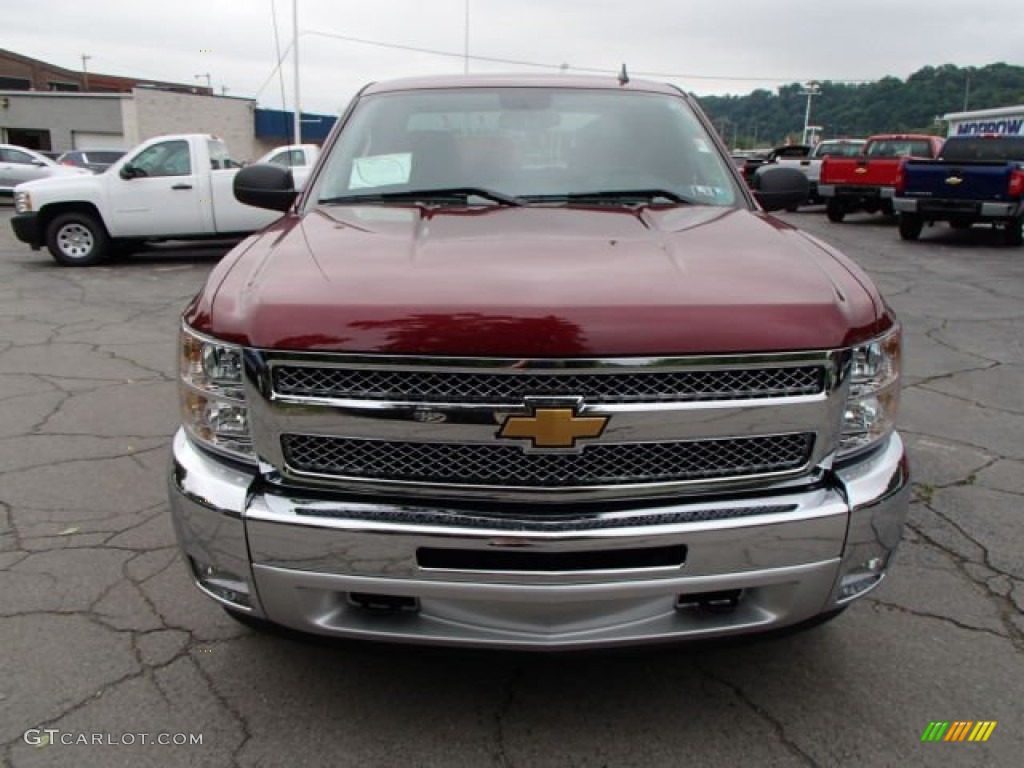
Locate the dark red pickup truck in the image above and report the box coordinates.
[168,75,909,649]
[819,134,944,222]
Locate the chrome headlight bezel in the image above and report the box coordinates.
[837,325,902,461]
[179,324,255,463]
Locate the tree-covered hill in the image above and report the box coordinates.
[696,63,1024,148]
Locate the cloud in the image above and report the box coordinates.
[5,0,1023,115]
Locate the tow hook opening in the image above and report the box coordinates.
[675,589,743,613]
[348,592,420,614]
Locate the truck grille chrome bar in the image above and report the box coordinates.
[281,433,815,487]
[272,365,825,405]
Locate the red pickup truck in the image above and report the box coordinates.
[819,134,944,222]
[168,75,909,649]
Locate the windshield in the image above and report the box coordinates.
[815,142,864,158]
[940,137,1024,162]
[311,88,740,206]
[865,139,933,158]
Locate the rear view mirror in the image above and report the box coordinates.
[234,163,297,212]
[751,166,809,212]
[119,164,146,180]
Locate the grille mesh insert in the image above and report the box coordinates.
[281,433,814,487]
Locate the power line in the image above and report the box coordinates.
[301,28,873,85]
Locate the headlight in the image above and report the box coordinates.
[14,190,32,214]
[838,326,901,459]
[179,325,254,461]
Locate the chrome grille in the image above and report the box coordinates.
[281,433,815,487]
[272,365,824,404]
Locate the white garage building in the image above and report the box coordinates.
[0,87,259,161]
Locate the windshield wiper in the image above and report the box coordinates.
[523,189,694,205]
[321,187,524,207]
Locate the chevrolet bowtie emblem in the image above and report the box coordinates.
[498,408,608,449]
[945,176,963,185]
[855,167,867,174]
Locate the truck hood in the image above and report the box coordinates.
[18,169,97,197]
[194,204,885,356]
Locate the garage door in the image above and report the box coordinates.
[71,131,126,150]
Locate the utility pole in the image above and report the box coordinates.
[963,72,971,112]
[293,0,301,144]
[464,0,470,74]
[81,54,92,91]
[799,81,820,145]
[195,73,211,92]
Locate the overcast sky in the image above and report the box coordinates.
[6,0,1023,115]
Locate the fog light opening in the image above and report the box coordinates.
[190,557,251,608]
[837,556,888,602]
[676,589,743,614]
[348,592,420,614]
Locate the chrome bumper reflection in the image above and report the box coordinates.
[169,429,909,648]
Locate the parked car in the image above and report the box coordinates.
[10,134,282,265]
[57,149,128,173]
[0,144,90,197]
[255,143,320,189]
[773,139,867,205]
[894,134,1024,245]
[166,74,909,650]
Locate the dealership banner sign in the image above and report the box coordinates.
[949,117,1024,136]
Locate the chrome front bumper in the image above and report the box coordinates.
[168,429,910,649]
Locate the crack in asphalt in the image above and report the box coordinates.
[905,454,1024,650]
[491,666,522,768]
[864,598,1010,641]
[698,665,820,767]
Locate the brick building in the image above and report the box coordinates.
[0,49,335,160]
[0,47,211,96]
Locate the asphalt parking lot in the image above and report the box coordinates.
[1,205,1022,768]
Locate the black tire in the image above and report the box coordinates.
[898,213,924,241]
[1003,216,1023,247]
[45,212,110,266]
[826,200,846,223]
[881,200,895,218]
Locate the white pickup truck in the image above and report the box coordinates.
[11,134,283,266]
[255,143,320,190]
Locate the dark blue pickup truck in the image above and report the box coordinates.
[893,135,1024,245]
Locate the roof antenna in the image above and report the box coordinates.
[618,63,629,86]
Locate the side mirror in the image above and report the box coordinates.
[119,164,145,180]
[30,159,47,167]
[234,163,297,212]
[751,166,809,211]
